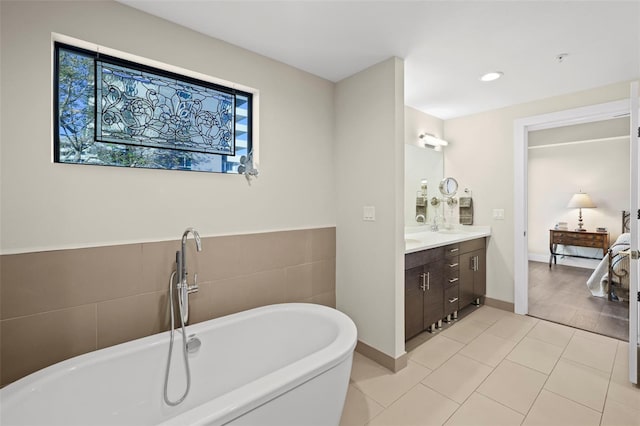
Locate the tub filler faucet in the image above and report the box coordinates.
[164,228,202,406]
[176,228,202,325]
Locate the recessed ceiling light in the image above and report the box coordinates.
[479,71,503,82]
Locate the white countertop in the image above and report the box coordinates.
[405,225,491,254]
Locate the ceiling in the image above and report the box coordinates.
[117,0,640,119]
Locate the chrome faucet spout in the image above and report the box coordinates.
[180,228,201,285]
[177,228,201,325]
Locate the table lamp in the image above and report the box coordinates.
[567,192,596,231]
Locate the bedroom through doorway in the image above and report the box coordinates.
[526,117,631,341]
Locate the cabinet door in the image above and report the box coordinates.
[423,260,444,329]
[459,251,475,307]
[473,248,486,298]
[405,266,424,340]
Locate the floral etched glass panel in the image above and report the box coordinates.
[96,60,235,156]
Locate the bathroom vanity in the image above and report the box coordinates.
[404,227,490,341]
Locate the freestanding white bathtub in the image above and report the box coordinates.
[1,303,357,426]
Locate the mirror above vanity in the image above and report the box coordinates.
[404,144,443,225]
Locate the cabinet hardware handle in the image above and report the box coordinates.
[449,248,459,253]
[448,297,459,303]
[427,271,430,290]
[474,255,479,271]
[448,263,459,268]
[448,278,459,283]
[420,272,427,291]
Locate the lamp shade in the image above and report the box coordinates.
[567,193,596,209]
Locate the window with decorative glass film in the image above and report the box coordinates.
[54,42,252,173]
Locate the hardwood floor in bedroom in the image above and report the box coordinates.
[528,261,629,341]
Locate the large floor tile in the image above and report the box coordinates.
[594,316,630,342]
[444,392,524,426]
[351,356,431,408]
[600,398,640,426]
[367,384,459,426]
[567,308,600,330]
[561,333,617,374]
[523,389,602,426]
[408,335,464,370]
[350,352,392,384]
[422,354,493,404]
[606,380,640,412]
[485,314,537,342]
[574,328,620,346]
[458,332,518,367]
[611,341,631,384]
[525,319,575,348]
[544,358,609,412]
[439,318,490,344]
[506,336,563,374]
[340,384,384,426]
[477,359,547,414]
[600,301,629,320]
[464,305,510,325]
[528,302,577,325]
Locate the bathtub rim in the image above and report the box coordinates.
[1,303,357,426]
[159,303,357,426]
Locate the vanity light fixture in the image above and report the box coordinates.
[479,71,503,82]
[419,133,449,149]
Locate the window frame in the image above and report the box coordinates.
[53,41,253,173]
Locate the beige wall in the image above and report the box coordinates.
[0,228,336,385]
[528,135,629,265]
[335,58,405,359]
[0,1,335,254]
[444,81,633,303]
[0,1,340,385]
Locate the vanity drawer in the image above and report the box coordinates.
[405,247,444,270]
[445,272,460,287]
[445,285,459,314]
[460,238,485,253]
[443,243,460,257]
[445,258,460,272]
[445,263,459,284]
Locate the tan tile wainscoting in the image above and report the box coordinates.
[0,227,336,386]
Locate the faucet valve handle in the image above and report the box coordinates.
[187,273,199,294]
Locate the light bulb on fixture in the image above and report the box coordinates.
[419,133,449,149]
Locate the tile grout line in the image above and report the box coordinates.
[516,320,573,422]
[597,340,621,425]
[528,327,610,419]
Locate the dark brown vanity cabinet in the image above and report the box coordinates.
[404,247,444,340]
[458,239,487,307]
[405,237,486,341]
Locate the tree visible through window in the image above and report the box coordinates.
[54,43,252,173]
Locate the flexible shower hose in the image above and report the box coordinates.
[163,271,192,406]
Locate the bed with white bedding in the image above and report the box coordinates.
[586,211,631,301]
[586,232,630,300]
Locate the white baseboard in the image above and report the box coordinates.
[528,252,599,270]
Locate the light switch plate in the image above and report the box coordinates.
[493,208,505,220]
[363,206,376,221]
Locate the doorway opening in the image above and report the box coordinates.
[526,118,630,340]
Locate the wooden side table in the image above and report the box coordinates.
[549,229,609,267]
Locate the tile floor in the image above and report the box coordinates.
[340,305,640,426]
[528,261,629,341]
